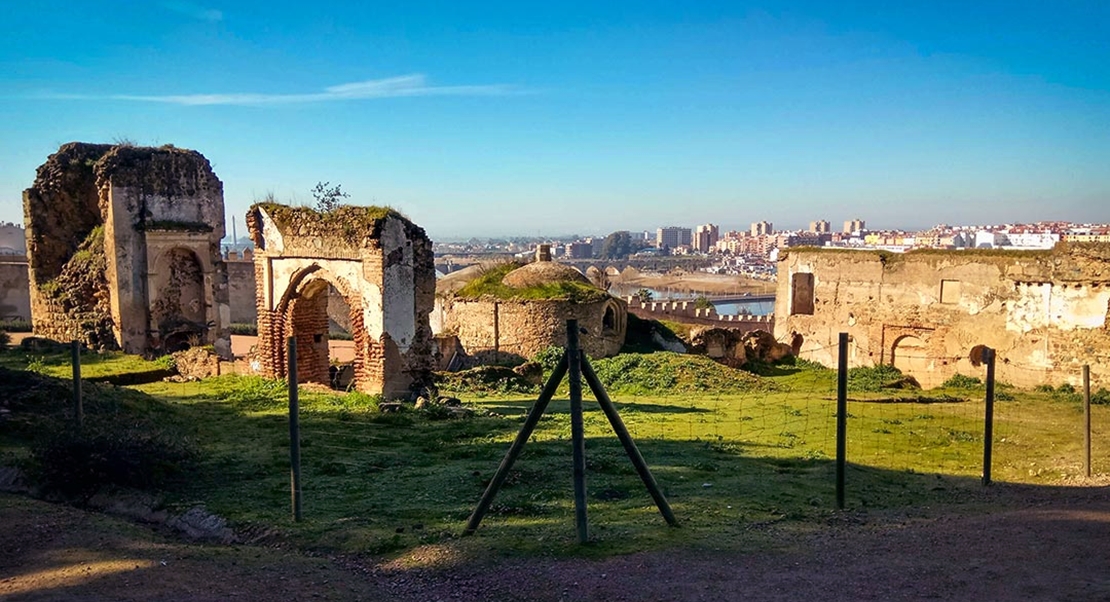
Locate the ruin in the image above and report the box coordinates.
[246,203,436,398]
[431,246,628,365]
[23,142,230,355]
[774,244,1110,388]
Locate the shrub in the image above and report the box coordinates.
[228,323,258,336]
[0,319,32,333]
[532,345,565,372]
[848,364,910,392]
[942,374,982,389]
[1093,388,1110,405]
[589,352,768,395]
[0,330,9,351]
[153,354,177,371]
[27,424,197,502]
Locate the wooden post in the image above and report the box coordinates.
[581,354,678,527]
[836,332,848,510]
[464,355,569,534]
[567,320,589,544]
[982,347,996,486]
[1084,365,1092,479]
[288,336,303,521]
[71,340,83,429]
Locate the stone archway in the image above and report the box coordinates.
[151,247,206,352]
[892,334,929,382]
[248,203,435,398]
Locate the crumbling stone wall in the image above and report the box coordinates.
[247,203,435,398]
[775,244,1110,388]
[624,295,774,334]
[23,142,230,354]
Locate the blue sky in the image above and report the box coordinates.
[1,1,1108,239]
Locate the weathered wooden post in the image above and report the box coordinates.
[1084,365,1092,478]
[982,347,996,486]
[836,332,848,509]
[567,320,589,544]
[288,336,302,521]
[71,340,83,429]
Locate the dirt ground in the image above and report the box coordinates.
[4,485,1109,602]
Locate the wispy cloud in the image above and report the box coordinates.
[41,75,522,106]
[161,1,223,22]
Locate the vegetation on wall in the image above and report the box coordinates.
[455,262,609,303]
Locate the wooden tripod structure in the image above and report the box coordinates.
[464,320,679,543]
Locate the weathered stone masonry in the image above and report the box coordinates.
[247,203,435,398]
[23,142,230,355]
[775,244,1110,388]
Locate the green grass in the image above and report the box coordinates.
[2,348,1107,561]
[455,262,609,303]
[0,347,170,380]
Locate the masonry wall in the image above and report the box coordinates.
[0,259,30,322]
[225,256,258,324]
[624,295,774,335]
[23,143,229,355]
[248,204,435,398]
[440,296,626,363]
[774,245,1110,388]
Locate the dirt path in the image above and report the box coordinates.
[3,487,1109,601]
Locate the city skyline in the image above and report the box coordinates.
[1,2,1108,239]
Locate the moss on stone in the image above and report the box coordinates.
[252,202,412,245]
[454,262,610,303]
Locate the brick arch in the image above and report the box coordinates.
[270,265,374,390]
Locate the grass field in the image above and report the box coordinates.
[1,347,1107,560]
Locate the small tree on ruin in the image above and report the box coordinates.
[312,181,350,213]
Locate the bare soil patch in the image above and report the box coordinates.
[4,485,1109,601]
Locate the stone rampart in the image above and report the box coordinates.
[624,295,775,334]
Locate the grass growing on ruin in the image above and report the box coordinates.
[455,262,609,303]
[2,349,1108,560]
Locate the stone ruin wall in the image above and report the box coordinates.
[248,204,435,398]
[624,295,774,335]
[23,142,229,354]
[0,259,30,322]
[437,296,627,365]
[775,244,1110,388]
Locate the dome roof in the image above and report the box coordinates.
[502,261,592,289]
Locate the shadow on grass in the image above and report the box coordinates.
[482,398,711,417]
[4,367,1105,562]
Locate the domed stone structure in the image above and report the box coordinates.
[431,245,628,366]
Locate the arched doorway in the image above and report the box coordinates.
[892,335,930,382]
[278,269,366,390]
[152,247,206,352]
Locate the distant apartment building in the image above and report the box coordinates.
[751,221,773,236]
[694,223,719,253]
[656,226,692,250]
[843,219,866,234]
[809,220,830,234]
[565,241,593,259]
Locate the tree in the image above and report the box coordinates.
[694,295,714,310]
[600,230,633,260]
[312,181,350,213]
[636,288,654,303]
